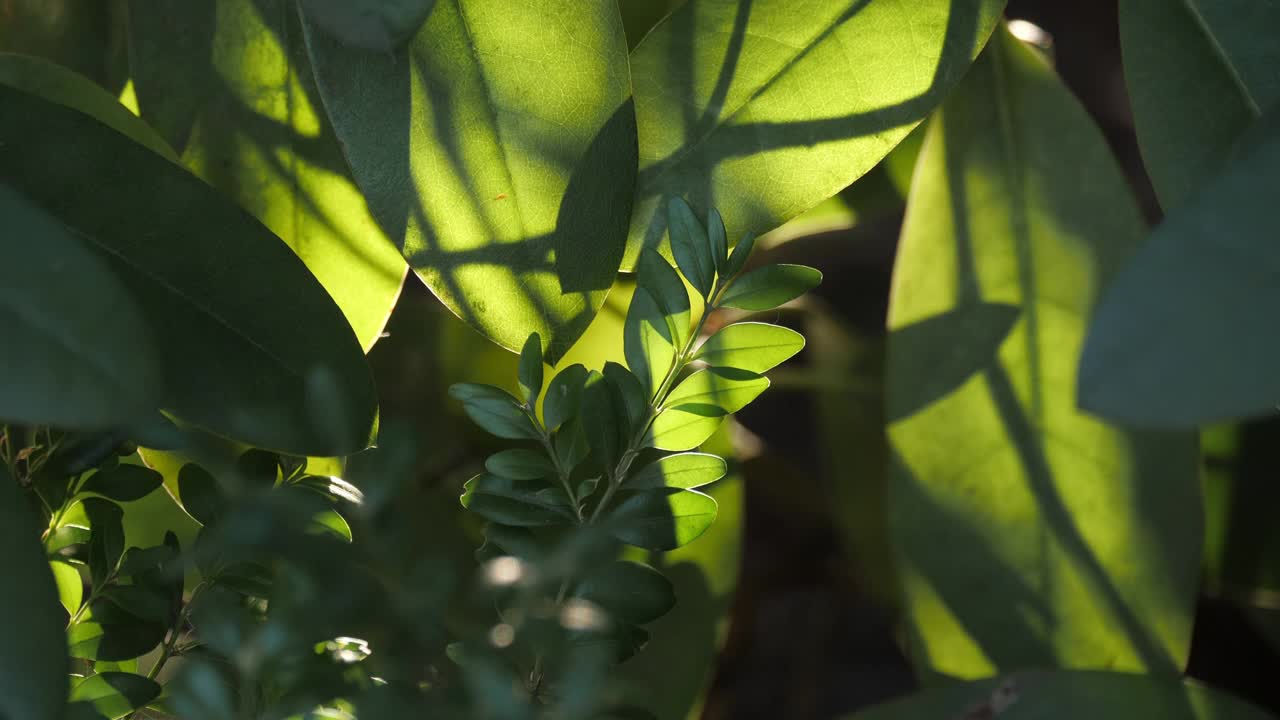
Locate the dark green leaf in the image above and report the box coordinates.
[605,488,717,551]
[581,372,628,470]
[116,545,178,579]
[481,524,543,562]
[461,475,575,527]
[850,670,1273,720]
[603,362,649,433]
[886,28,1200,679]
[65,701,109,720]
[298,0,435,51]
[236,449,281,491]
[718,265,822,311]
[554,420,591,474]
[0,466,68,720]
[543,365,589,432]
[575,560,676,625]
[449,384,539,440]
[636,248,694,349]
[1120,0,1280,208]
[666,197,716,297]
[80,465,163,503]
[721,232,756,282]
[485,449,556,481]
[303,0,638,361]
[101,585,172,624]
[167,660,236,720]
[128,0,408,351]
[624,287,680,398]
[694,322,805,373]
[0,82,379,456]
[572,622,650,665]
[707,209,728,271]
[1079,109,1280,427]
[67,620,165,662]
[0,185,160,429]
[628,453,726,490]
[518,333,545,404]
[84,498,125,588]
[0,1,126,90]
[177,464,225,528]
[70,672,161,720]
[624,0,1006,266]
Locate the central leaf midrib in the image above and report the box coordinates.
[1182,0,1261,115]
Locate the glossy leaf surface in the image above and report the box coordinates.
[886,28,1201,680]
[304,0,638,360]
[606,488,718,551]
[694,322,805,373]
[624,0,1006,266]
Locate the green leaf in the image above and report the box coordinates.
[1120,0,1280,209]
[70,672,162,720]
[1079,109,1280,427]
[666,198,716,298]
[575,560,676,626]
[485,449,556,481]
[67,620,165,662]
[628,453,726,490]
[707,209,728,272]
[449,384,540,440]
[581,372,627,470]
[849,671,1273,720]
[80,465,164,503]
[603,362,649,433]
[303,0,638,361]
[605,488,717,551]
[624,0,1007,266]
[718,265,822,311]
[886,28,1201,680]
[0,84,379,457]
[624,287,679,397]
[636,248,694,349]
[517,333,545,404]
[0,2,126,90]
[0,466,68,720]
[694,322,805,373]
[101,585,173,625]
[85,498,125,588]
[720,232,756,282]
[236,449,282,491]
[0,185,161,429]
[543,364,589,432]
[116,545,178,579]
[297,0,435,51]
[554,420,591,474]
[461,475,575,527]
[664,367,769,414]
[646,408,725,453]
[51,560,84,616]
[481,524,543,562]
[128,0,408,352]
[177,464,225,527]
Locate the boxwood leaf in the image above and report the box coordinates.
[667,197,716,298]
[886,28,1201,680]
[303,0,638,361]
[485,449,556,481]
[461,474,576,527]
[84,498,125,588]
[627,453,726,490]
[664,367,769,414]
[605,488,717,551]
[177,464,225,528]
[624,288,680,398]
[80,465,164,503]
[582,372,627,470]
[646,407,726,453]
[543,364,589,432]
[718,265,822,311]
[449,384,539,440]
[636,248,693,349]
[0,81,379,456]
[51,559,84,616]
[1120,0,1280,209]
[67,620,165,662]
[517,333,545,404]
[574,560,676,625]
[1079,109,1280,427]
[0,466,68,720]
[694,322,805,373]
[624,0,1006,266]
[720,232,756,283]
[603,362,649,433]
[70,672,161,720]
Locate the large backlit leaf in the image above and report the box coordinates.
[0,83,379,456]
[1120,0,1280,209]
[848,671,1271,720]
[0,466,69,720]
[303,0,638,360]
[128,0,409,352]
[1079,109,1280,426]
[886,28,1201,680]
[624,0,1006,266]
[0,0,126,91]
[0,186,160,429]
